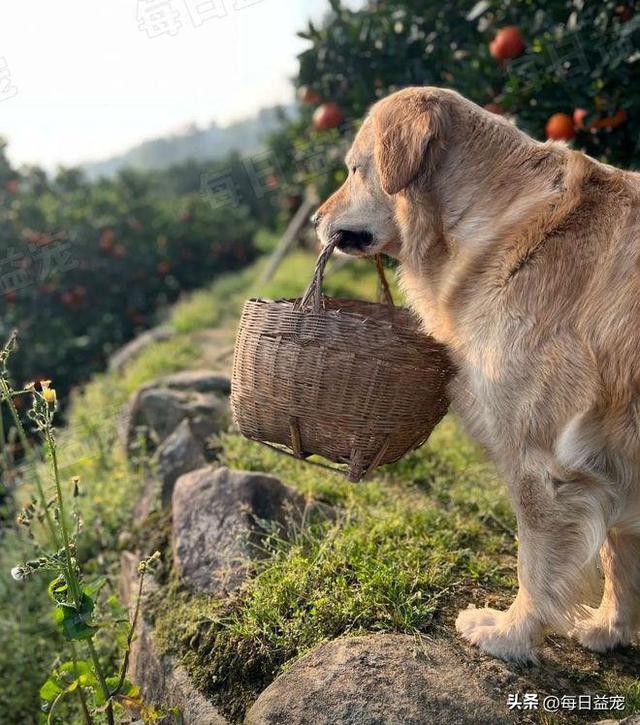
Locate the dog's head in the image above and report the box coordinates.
[313,87,447,257]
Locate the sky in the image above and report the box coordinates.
[0,0,360,170]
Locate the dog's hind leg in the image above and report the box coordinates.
[456,469,608,662]
[569,529,640,652]
[558,409,640,650]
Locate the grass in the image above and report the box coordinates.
[149,419,515,721]
[3,243,639,723]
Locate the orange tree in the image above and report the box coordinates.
[0,140,262,405]
[270,0,639,200]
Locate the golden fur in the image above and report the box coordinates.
[314,86,640,661]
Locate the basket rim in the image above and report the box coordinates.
[238,296,451,357]
[242,295,423,326]
[245,295,407,307]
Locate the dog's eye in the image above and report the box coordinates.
[351,166,358,175]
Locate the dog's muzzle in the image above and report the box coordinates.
[333,229,374,253]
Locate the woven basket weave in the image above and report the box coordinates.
[231,239,453,481]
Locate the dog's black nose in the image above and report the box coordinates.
[334,229,374,251]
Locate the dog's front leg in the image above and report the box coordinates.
[456,471,607,662]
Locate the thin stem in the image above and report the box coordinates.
[70,641,93,725]
[113,567,146,696]
[85,639,114,725]
[0,399,11,483]
[0,379,59,548]
[45,428,81,604]
[47,688,69,725]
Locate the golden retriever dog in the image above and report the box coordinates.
[313,86,640,662]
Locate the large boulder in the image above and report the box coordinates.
[122,385,229,452]
[172,466,306,596]
[245,634,511,725]
[119,552,227,725]
[153,419,207,507]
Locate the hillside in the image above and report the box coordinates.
[2,247,639,724]
[84,105,295,179]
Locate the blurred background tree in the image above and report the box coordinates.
[0,141,269,404]
[270,0,639,200]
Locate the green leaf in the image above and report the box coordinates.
[47,576,67,604]
[106,593,128,620]
[39,678,62,703]
[93,687,107,708]
[83,576,107,599]
[53,595,97,640]
[58,660,93,679]
[106,675,139,697]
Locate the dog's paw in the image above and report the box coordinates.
[455,605,537,662]
[569,607,635,653]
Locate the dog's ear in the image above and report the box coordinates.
[373,88,443,195]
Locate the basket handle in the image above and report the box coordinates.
[297,236,395,313]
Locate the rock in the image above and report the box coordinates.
[119,552,227,725]
[108,325,173,373]
[153,419,207,507]
[594,718,640,725]
[155,369,231,396]
[123,387,228,452]
[172,466,305,596]
[245,634,510,725]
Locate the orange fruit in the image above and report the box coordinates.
[313,102,344,131]
[545,113,575,141]
[490,27,525,60]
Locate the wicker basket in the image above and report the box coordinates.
[231,239,453,481]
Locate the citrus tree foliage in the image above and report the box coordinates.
[271,0,639,199]
[0,141,262,400]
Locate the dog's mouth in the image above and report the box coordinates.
[332,229,374,255]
